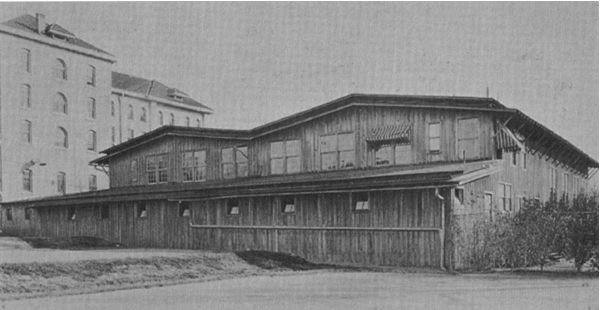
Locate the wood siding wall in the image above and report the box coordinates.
[1,188,444,267]
[109,106,496,187]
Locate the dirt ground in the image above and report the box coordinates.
[2,272,597,310]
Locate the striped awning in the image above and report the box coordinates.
[495,124,524,151]
[366,124,411,143]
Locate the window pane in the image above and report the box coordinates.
[375,144,392,166]
[194,166,206,181]
[222,163,235,179]
[339,150,355,168]
[236,146,248,163]
[196,151,206,166]
[147,156,157,171]
[338,133,355,151]
[271,158,284,174]
[320,135,336,153]
[321,153,337,170]
[270,141,285,158]
[222,148,234,164]
[429,123,441,138]
[286,140,301,156]
[158,170,168,183]
[394,144,411,165]
[21,84,30,108]
[157,155,167,170]
[429,137,440,152]
[286,156,300,173]
[182,167,193,181]
[237,162,248,177]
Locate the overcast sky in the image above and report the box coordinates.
[1,2,597,159]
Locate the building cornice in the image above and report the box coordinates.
[0,24,116,63]
[112,88,213,114]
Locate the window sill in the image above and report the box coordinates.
[428,151,441,155]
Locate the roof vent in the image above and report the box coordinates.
[167,88,188,101]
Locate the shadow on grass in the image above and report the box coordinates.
[21,236,123,250]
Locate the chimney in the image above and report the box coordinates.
[36,13,45,34]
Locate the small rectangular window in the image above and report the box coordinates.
[521,152,527,170]
[89,175,97,191]
[68,207,76,221]
[428,122,441,152]
[57,172,66,194]
[457,118,479,159]
[281,196,296,213]
[511,150,518,166]
[22,49,31,72]
[21,84,31,108]
[6,207,12,221]
[179,202,190,217]
[87,130,97,151]
[227,199,240,215]
[23,169,32,192]
[100,205,109,219]
[24,207,32,221]
[352,192,370,211]
[131,159,138,184]
[88,98,96,119]
[22,120,32,143]
[182,150,206,182]
[137,203,147,218]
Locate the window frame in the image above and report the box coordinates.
[128,105,134,120]
[24,207,33,221]
[20,84,31,108]
[89,174,97,191]
[549,166,557,195]
[22,120,32,144]
[55,127,68,148]
[227,199,240,215]
[179,202,191,217]
[86,65,95,86]
[87,130,97,151]
[21,48,31,73]
[370,141,412,167]
[221,145,249,179]
[130,159,138,184]
[53,58,67,80]
[57,172,66,194]
[68,207,76,221]
[88,98,96,119]
[54,92,68,114]
[147,154,169,184]
[521,151,527,170]
[456,117,480,159]
[22,169,32,192]
[136,202,147,218]
[170,113,175,125]
[319,132,356,171]
[269,139,301,175]
[281,196,296,213]
[428,122,442,153]
[140,107,147,122]
[182,149,207,182]
[100,205,110,219]
[498,182,513,212]
[5,207,12,221]
[352,192,370,211]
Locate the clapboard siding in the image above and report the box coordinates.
[2,188,443,267]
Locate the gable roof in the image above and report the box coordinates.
[1,14,111,56]
[91,93,598,174]
[112,72,213,113]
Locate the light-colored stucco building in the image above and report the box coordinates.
[0,13,212,202]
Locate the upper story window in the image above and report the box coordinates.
[88,98,96,119]
[54,93,68,114]
[185,117,190,127]
[89,174,97,191]
[222,146,248,179]
[549,166,558,194]
[182,150,206,182]
[128,105,134,120]
[21,49,31,72]
[87,130,97,151]
[57,172,66,194]
[367,124,412,166]
[498,182,512,212]
[428,122,441,153]
[281,196,296,213]
[111,126,116,145]
[170,113,175,125]
[179,202,191,217]
[127,129,134,140]
[86,65,95,86]
[20,84,31,108]
[147,154,168,184]
[22,120,32,143]
[320,132,355,170]
[140,107,147,122]
[53,59,67,80]
[511,150,518,166]
[227,199,240,215]
[136,203,147,218]
[196,118,201,127]
[159,111,164,125]
[457,118,479,159]
[111,101,115,116]
[521,152,527,170]
[270,140,300,174]
[55,127,68,148]
[130,159,138,184]
[23,169,32,192]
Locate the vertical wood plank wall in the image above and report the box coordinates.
[108,106,496,187]
[1,188,443,267]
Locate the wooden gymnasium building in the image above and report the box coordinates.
[1,94,597,269]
